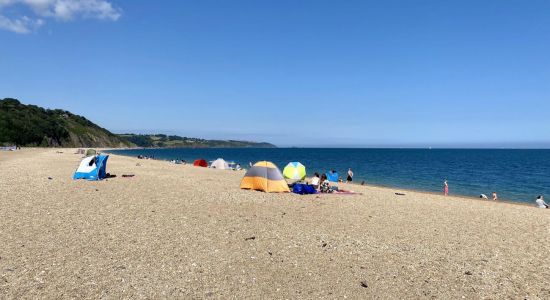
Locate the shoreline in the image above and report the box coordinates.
[6,147,538,208]
[103,148,540,209]
[343,180,536,208]
[4,146,544,209]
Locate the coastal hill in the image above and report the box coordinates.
[0,98,131,148]
[119,134,276,148]
[0,98,276,148]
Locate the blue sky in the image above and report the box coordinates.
[1,0,549,147]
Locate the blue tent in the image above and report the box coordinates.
[326,171,339,182]
[73,154,109,180]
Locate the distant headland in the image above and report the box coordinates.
[0,98,276,149]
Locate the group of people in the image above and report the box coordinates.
[169,159,187,164]
[308,168,354,193]
[444,179,547,208]
[478,192,499,201]
[137,155,155,160]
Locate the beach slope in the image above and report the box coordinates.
[1,149,549,299]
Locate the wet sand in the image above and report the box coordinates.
[1,148,549,299]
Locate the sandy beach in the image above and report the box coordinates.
[1,148,549,299]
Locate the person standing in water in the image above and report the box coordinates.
[347,168,354,183]
[443,180,449,196]
[492,191,498,201]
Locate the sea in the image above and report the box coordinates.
[106,148,550,204]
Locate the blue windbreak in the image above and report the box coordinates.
[96,154,109,179]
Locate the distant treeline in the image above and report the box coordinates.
[117,133,276,148]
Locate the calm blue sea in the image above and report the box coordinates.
[106,148,549,204]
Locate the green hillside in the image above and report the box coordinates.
[0,98,276,148]
[118,134,276,148]
[0,98,132,147]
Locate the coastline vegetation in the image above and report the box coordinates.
[118,133,276,148]
[0,98,275,148]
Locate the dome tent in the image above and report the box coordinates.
[193,159,208,167]
[211,158,229,169]
[85,149,97,157]
[240,161,289,193]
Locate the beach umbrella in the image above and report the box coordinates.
[283,162,306,181]
[240,161,289,193]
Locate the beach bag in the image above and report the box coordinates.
[292,184,305,194]
[293,184,317,195]
[303,184,317,194]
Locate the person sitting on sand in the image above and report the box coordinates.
[310,172,320,188]
[492,191,498,201]
[536,195,548,209]
[480,194,488,199]
[319,174,333,193]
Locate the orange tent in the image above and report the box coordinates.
[240,161,289,193]
[193,159,208,167]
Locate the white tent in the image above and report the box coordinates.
[210,158,229,169]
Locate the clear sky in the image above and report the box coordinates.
[1,0,549,147]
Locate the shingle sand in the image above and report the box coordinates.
[1,148,549,299]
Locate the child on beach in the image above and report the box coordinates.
[319,174,333,193]
[536,195,548,209]
[443,180,449,196]
[492,192,498,201]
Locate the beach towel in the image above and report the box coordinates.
[321,190,362,196]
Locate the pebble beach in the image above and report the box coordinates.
[1,148,549,299]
